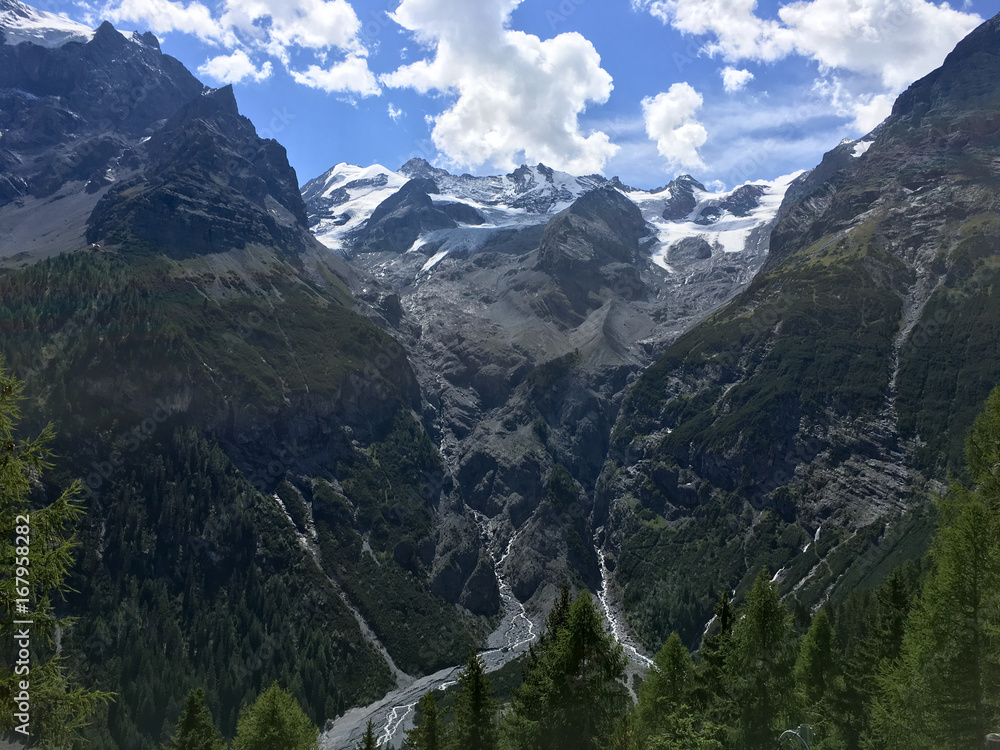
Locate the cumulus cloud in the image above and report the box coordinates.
[721,66,754,92]
[814,77,898,132]
[778,0,980,91]
[104,0,230,43]
[388,103,404,122]
[381,0,618,174]
[635,0,981,129]
[635,0,795,61]
[642,83,708,171]
[219,0,365,62]
[101,0,380,97]
[290,56,380,96]
[198,49,272,83]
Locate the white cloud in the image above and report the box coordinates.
[290,56,380,96]
[642,83,707,171]
[721,66,754,92]
[778,0,981,91]
[198,49,272,83]
[102,0,381,97]
[104,0,231,43]
[219,0,365,62]
[634,0,795,61]
[388,103,404,122]
[381,0,618,174]
[635,0,981,130]
[814,77,898,132]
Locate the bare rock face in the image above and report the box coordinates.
[660,175,706,221]
[537,185,648,272]
[667,236,713,263]
[0,20,203,207]
[86,85,313,259]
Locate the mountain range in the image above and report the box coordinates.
[1,0,1000,747]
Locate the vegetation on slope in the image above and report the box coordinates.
[0,247,482,748]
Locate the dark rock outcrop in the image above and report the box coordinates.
[352,178,484,254]
[660,175,706,221]
[86,85,312,259]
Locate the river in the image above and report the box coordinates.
[320,522,650,748]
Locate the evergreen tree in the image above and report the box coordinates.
[167,688,226,750]
[831,565,919,748]
[871,386,1000,749]
[725,569,797,750]
[795,609,837,707]
[0,361,112,746]
[794,609,843,749]
[636,633,693,733]
[503,592,629,750]
[550,593,630,750]
[403,691,441,750]
[451,652,496,750]
[357,719,377,750]
[232,682,319,750]
[632,633,721,750]
[693,590,735,712]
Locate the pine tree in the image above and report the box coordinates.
[724,569,797,750]
[794,609,844,749]
[451,652,496,750]
[549,593,630,750]
[693,590,735,712]
[871,386,1000,749]
[0,361,112,746]
[167,688,226,750]
[632,632,721,749]
[503,592,629,750]
[403,691,441,750]
[795,608,837,707]
[636,633,693,732]
[357,719,377,750]
[232,682,319,750]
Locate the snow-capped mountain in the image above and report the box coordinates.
[630,172,803,272]
[302,158,800,278]
[0,0,93,47]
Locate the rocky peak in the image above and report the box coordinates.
[537,185,648,273]
[351,177,480,254]
[367,178,439,224]
[719,183,767,217]
[661,174,707,221]
[86,75,312,257]
[885,11,1000,138]
[400,157,451,181]
[163,84,241,129]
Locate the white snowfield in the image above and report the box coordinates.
[307,160,802,277]
[632,171,803,273]
[852,140,874,158]
[0,0,93,47]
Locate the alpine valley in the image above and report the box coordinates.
[1,0,1000,748]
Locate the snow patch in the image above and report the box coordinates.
[852,140,874,158]
[420,248,449,274]
[1,0,94,47]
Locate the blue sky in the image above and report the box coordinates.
[30,0,1000,189]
